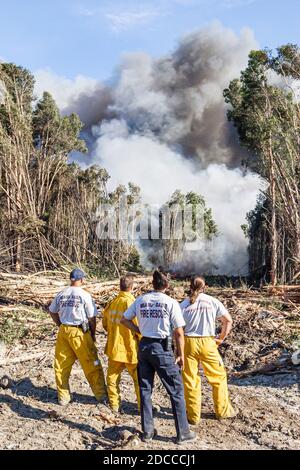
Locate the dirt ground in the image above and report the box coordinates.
[0,329,300,450]
[0,279,299,451]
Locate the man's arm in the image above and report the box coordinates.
[89,317,97,342]
[174,327,185,370]
[102,305,109,332]
[49,311,61,327]
[216,311,233,346]
[49,295,61,327]
[120,317,141,335]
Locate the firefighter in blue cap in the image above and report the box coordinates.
[49,268,107,406]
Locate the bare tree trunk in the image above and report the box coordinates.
[14,234,22,272]
[269,142,277,285]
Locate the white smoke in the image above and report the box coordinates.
[91,122,261,274]
[35,23,262,275]
[267,69,300,103]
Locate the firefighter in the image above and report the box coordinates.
[121,269,197,445]
[180,276,235,425]
[49,268,107,406]
[102,275,140,413]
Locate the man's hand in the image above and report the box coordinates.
[120,317,141,335]
[88,317,97,342]
[216,312,233,347]
[49,312,61,328]
[174,327,185,371]
[175,355,185,370]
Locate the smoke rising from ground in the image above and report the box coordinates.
[35,23,262,275]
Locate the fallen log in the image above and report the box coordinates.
[0,351,50,367]
[231,357,293,378]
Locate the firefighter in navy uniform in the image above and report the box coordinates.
[121,269,197,445]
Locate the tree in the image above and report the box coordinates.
[224,47,300,284]
[0,63,141,276]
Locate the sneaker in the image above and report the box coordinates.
[141,429,158,442]
[188,421,200,431]
[217,409,239,421]
[98,395,109,406]
[110,406,121,414]
[176,431,197,445]
[188,420,199,428]
[58,398,71,406]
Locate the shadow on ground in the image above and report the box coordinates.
[230,370,300,392]
[12,377,98,405]
[0,393,101,438]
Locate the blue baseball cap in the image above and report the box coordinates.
[70,268,86,281]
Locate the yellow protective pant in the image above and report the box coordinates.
[107,359,140,411]
[182,337,234,424]
[54,325,107,403]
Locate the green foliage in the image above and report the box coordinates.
[108,182,141,206]
[123,246,143,272]
[0,307,50,345]
[272,44,300,79]
[167,190,218,241]
[33,91,87,154]
[241,224,249,239]
[0,63,34,111]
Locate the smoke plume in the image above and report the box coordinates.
[35,23,262,275]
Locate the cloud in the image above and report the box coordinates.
[105,7,163,32]
[77,8,97,17]
[75,0,257,35]
[221,0,256,7]
[168,0,257,7]
[74,2,165,33]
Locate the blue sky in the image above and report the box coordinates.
[0,0,299,80]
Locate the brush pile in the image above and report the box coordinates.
[263,285,300,305]
[0,273,151,309]
[217,289,299,376]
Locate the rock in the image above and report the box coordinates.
[47,410,60,421]
[0,375,12,389]
[131,436,140,446]
[119,429,133,441]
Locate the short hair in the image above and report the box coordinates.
[153,269,169,291]
[120,275,134,291]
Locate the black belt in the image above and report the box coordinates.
[142,336,173,352]
[142,337,168,342]
[62,324,81,328]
